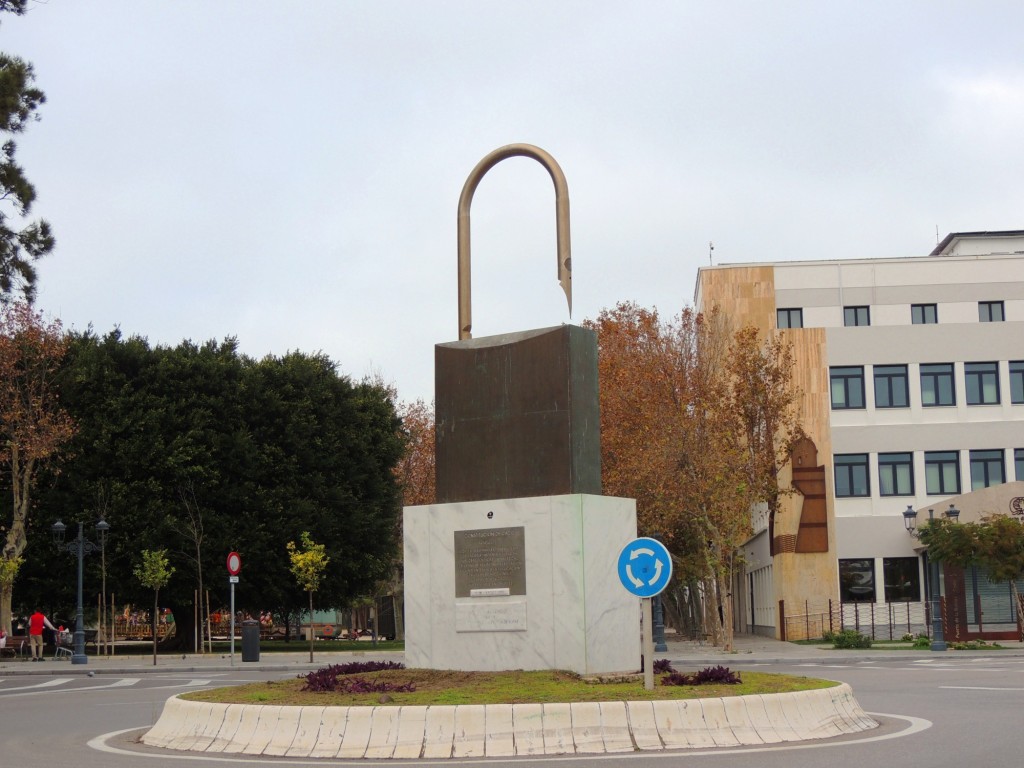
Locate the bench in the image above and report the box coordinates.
[1,633,27,658]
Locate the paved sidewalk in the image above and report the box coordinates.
[2,634,1022,676]
[660,634,1024,666]
[0,646,403,676]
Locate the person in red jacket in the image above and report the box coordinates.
[28,608,56,661]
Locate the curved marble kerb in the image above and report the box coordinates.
[142,683,878,759]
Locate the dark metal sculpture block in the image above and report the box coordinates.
[435,325,601,503]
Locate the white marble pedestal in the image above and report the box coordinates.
[403,494,638,675]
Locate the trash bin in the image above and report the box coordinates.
[241,619,260,662]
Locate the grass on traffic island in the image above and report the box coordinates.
[182,664,835,707]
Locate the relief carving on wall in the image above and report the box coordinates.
[777,436,830,554]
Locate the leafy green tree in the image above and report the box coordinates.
[23,332,245,644]
[916,517,979,567]
[919,515,1024,640]
[0,3,55,302]
[134,548,174,665]
[287,531,329,662]
[20,332,404,648]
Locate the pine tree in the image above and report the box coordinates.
[0,3,55,302]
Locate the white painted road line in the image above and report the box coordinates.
[147,679,217,690]
[0,677,140,698]
[88,713,933,764]
[940,685,1024,691]
[0,677,74,693]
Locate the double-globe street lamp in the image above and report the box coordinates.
[903,503,959,652]
[51,516,110,665]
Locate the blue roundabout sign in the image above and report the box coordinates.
[617,537,673,598]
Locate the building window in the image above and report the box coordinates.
[879,452,914,496]
[965,362,1000,405]
[839,558,875,603]
[830,366,865,410]
[1016,448,1024,481]
[777,308,803,329]
[834,454,869,497]
[970,449,1005,490]
[874,364,909,408]
[843,306,870,327]
[911,304,937,324]
[883,557,921,602]
[1011,361,1024,404]
[979,301,1005,322]
[925,451,960,495]
[921,363,955,406]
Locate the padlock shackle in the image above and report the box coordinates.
[457,143,572,340]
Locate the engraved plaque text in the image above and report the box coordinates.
[454,526,526,597]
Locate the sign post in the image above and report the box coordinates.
[617,537,673,690]
[227,552,242,667]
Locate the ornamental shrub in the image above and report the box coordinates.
[831,630,871,649]
[300,661,407,692]
[660,665,741,686]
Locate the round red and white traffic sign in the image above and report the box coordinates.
[226,551,242,576]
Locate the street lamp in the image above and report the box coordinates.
[52,516,110,665]
[902,504,918,534]
[945,503,960,522]
[902,504,959,651]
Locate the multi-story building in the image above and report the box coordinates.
[695,230,1024,641]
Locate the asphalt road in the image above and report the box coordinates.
[2,655,1021,767]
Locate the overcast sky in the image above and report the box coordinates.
[8,2,1024,403]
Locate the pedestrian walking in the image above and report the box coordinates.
[28,607,56,661]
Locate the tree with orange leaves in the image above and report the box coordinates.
[723,327,804,555]
[394,398,435,508]
[384,397,435,641]
[586,302,801,650]
[0,302,75,633]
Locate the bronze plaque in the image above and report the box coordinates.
[454,526,526,597]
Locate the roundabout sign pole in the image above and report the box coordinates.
[617,538,673,690]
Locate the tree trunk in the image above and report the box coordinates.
[702,578,722,646]
[1013,581,1024,643]
[2,450,34,635]
[196,555,204,654]
[719,572,734,652]
[152,590,159,666]
[308,591,314,663]
[0,581,12,635]
[392,593,404,643]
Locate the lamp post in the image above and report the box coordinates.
[653,594,668,652]
[52,516,110,665]
[902,504,959,652]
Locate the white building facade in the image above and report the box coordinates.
[695,230,1024,640]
